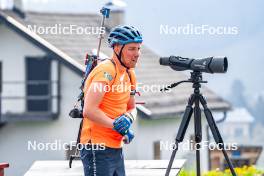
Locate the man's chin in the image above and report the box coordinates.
[132,63,138,68]
[126,64,135,69]
[124,62,137,69]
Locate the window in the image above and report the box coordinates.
[26,57,51,112]
[234,127,244,138]
[1,56,59,121]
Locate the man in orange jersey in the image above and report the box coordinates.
[80,25,143,176]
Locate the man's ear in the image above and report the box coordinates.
[113,44,121,53]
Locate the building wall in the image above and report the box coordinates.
[0,64,82,176]
[0,23,82,176]
[219,122,251,143]
[0,23,60,114]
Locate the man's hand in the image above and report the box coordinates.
[113,114,132,135]
[123,130,134,144]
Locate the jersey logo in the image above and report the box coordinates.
[104,72,113,81]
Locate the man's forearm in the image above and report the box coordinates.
[84,108,114,128]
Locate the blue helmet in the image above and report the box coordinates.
[108,25,143,48]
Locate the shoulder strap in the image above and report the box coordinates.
[126,69,136,95]
[108,59,135,95]
[108,59,117,86]
[108,59,133,84]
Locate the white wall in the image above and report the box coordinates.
[0,24,82,176]
[219,122,252,143]
[0,23,43,113]
[0,64,82,176]
[0,23,61,114]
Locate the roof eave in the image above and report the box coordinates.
[0,10,84,76]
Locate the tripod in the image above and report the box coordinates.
[162,71,237,176]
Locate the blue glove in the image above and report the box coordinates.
[123,130,134,144]
[113,114,132,136]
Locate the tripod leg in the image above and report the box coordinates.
[194,96,202,176]
[165,95,195,176]
[199,95,237,176]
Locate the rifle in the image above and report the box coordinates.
[68,7,110,168]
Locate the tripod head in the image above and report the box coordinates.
[160,71,208,92]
